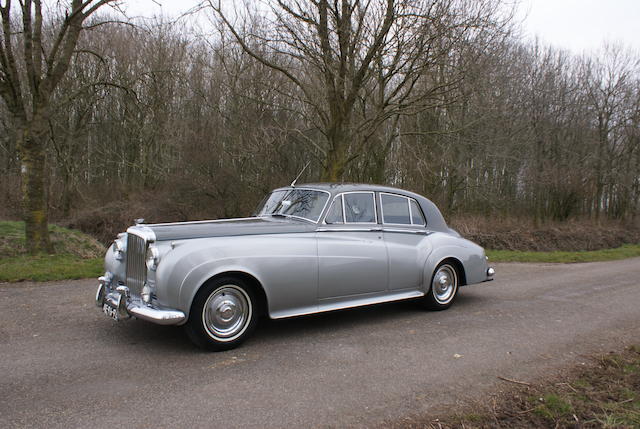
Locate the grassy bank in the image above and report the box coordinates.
[0,221,104,282]
[0,255,103,282]
[452,217,640,252]
[2,219,640,282]
[386,345,640,428]
[487,243,640,263]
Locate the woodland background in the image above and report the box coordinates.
[0,1,638,247]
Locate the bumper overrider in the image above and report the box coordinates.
[95,273,185,325]
[486,267,495,280]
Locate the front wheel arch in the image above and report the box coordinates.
[194,271,269,318]
[185,273,267,351]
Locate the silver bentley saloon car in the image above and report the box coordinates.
[96,183,494,350]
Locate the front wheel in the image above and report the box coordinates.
[423,262,459,310]
[185,277,258,351]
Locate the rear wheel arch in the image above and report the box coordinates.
[441,257,466,286]
[422,257,465,311]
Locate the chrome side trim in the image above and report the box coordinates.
[270,290,425,319]
[382,228,429,235]
[316,227,382,233]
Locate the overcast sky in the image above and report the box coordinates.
[518,0,639,53]
[123,0,640,54]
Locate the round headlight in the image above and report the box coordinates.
[113,239,126,260]
[146,246,160,271]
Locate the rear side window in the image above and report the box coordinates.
[344,193,376,223]
[381,194,411,224]
[381,193,426,226]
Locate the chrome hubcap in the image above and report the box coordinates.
[432,265,457,304]
[203,285,251,341]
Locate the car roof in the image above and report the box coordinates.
[273,183,451,232]
[285,182,418,196]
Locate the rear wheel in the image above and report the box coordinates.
[423,262,459,310]
[185,277,258,351]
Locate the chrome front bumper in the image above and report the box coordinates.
[96,276,185,325]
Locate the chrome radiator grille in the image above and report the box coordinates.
[126,233,147,296]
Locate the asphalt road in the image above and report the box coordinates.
[1,258,639,428]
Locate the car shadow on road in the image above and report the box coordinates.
[250,291,489,347]
[97,291,487,353]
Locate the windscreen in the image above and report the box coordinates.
[257,189,329,222]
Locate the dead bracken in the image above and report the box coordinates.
[382,345,640,429]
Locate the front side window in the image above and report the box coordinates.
[257,188,329,222]
[344,192,376,223]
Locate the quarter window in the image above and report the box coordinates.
[325,196,344,224]
[410,199,426,225]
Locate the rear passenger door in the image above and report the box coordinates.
[380,193,432,291]
[316,192,388,299]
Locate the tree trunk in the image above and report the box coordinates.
[322,143,347,181]
[17,118,53,254]
[61,167,73,218]
[321,117,350,182]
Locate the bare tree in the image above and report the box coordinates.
[207,0,510,181]
[0,0,119,253]
[1,4,638,241]
[580,44,639,220]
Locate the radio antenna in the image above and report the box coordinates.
[290,161,311,187]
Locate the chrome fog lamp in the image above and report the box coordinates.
[141,283,153,304]
[146,246,160,271]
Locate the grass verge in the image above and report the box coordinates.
[487,243,640,263]
[0,221,105,282]
[385,345,640,428]
[0,254,103,282]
